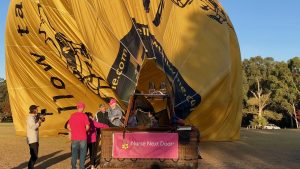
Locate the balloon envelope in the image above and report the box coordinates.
[6,0,242,140]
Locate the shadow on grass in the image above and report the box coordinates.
[12,150,71,169]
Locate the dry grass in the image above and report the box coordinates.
[0,123,299,169]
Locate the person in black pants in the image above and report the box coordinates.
[86,112,109,169]
[28,143,39,168]
[27,105,43,169]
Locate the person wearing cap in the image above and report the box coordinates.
[94,104,111,126]
[107,98,124,127]
[27,105,43,169]
[94,103,113,143]
[93,103,114,165]
[67,102,90,169]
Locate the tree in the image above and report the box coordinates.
[241,69,249,114]
[269,61,299,128]
[242,57,288,127]
[297,109,300,124]
[288,57,300,128]
[243,56,275,91]
[288,57,300,92]
[248,79,270,118]
[0,79,11,118]
[247,78,282,127]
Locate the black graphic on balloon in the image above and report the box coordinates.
[143,0,150,12]
[36,3,112,98]
[171,0,193,8]
[108,19,201,119]
[200,0,233,28]
[152,0,164,26]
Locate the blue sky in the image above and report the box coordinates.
[0,0,300,79]
[220,0,300,60]
[0,0,10,79]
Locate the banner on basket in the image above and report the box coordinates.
[113,132,178,159]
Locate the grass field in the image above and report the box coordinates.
[0,123,299,169]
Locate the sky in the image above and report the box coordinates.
[0,0,300,79]
[220,0,300,60]
[0,0,10,79]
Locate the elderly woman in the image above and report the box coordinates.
[107,98,124,127]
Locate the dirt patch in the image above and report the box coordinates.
[199,129,300,169]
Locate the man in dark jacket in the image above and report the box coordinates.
[94,103,114,162]
[94,104,112,126]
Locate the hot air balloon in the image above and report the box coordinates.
[6,0,241,143]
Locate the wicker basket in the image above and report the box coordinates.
[99,128,199,169]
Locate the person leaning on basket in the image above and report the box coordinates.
[107,98,124,127]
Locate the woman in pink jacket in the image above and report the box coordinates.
[85,112,109,169]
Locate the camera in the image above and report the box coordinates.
[36,109,53,122]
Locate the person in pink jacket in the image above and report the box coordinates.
[85,112,109,169]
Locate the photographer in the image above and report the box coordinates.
[26,105,44,169]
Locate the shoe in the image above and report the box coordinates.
[198,155,203,159]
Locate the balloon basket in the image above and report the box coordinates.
[99,128,199,169]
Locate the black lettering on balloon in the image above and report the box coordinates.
[15,2,29,36]
[57,106,77,114]
[17,25,29,36]
[38,30,61,56]
[50,77,65,89]
[37,3,56,31]
[107,21,141,99]
[150,37,201,118]
[53,95,74,102]
[108,47,131,92]
[15,2,24,18]
[30,52,52,71]
[130,21,201,119]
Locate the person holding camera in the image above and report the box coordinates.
[26,105,43,169]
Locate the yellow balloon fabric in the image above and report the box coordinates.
[6,0,242,140]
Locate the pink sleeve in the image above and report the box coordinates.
[93,121,109,129]
[84,116,89,125]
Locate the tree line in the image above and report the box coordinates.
[0,78,11,121]
[242,56,300,128]
[1,56,300,127]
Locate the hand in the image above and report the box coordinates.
[177,119,185,126]
[40,116,46,122]
[37,116,45,124]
